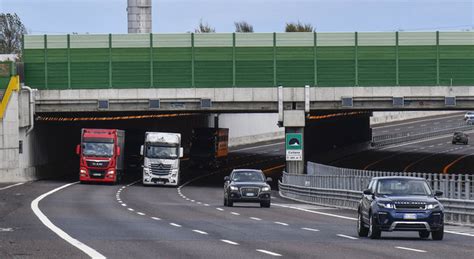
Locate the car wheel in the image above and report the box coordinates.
[452,141,456,144]
[260,201,271,208]
[432,226,444,240]
[419,230,430,239]
[227,199,233,207]
[357,211,369,237]
[224,196,228,206]
[368,213,381,239]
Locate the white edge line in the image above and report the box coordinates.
[0,182,24,191]
[192,230,208,235]
[337,234,358,240]
[220,239,239,245]
[445,230,474,237]
[31,182,106,259]
[256,249,282,257]
[395,246,426,253]
[273,203,357,221]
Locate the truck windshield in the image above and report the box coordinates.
[146,145,178,159]
[82,142,114,157]
[376,179,432,196]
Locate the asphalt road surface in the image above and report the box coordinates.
[1,113,474,258]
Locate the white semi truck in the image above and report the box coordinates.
[141,132,183,186]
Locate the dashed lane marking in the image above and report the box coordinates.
[221,239,239,245]
[0,182,24,191]
[216,208,224,211]
[273,203,357,221]
[170,223,182,227]
[204,204,210,206]
[250,217,262,221]
[301,227,320,232]
[151,217,161,221]
[274,222,289,226]
[230,212,240,216]
[396,246,426,253]
[192,230,208,235]
[337,234,358,240]
[137,212,145,216]
[121,204,126,207]
[31,182,106,259]
[256,249,282,257]
[128,208,134,212]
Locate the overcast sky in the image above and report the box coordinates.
[1,0,473,34]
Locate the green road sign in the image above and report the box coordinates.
[286,133,302,150]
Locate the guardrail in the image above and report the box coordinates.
[371,121,473,148]
[280,162,474,225]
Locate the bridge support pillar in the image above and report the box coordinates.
[284,110,305,174]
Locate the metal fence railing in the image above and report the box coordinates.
[371,122,473,148]
[280,162,474,225]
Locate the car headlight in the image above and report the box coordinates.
[229,186,239,191]
[377,202,394,209]
[426,203,439,209]
[261,186,271,192]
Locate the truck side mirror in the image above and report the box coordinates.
[179,147,184,158]
[116,146,121,156]
[140,145,144,156]
[76,144,81,155]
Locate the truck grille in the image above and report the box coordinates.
[395,202,426,210]
[150,163,172,176]
[240,187,260,197]
[89,170,106,179]
[86,160,109,168]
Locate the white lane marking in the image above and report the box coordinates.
[192,230,208,235]
[437,143,443,146]
[0,228,13,232]
[31,182,106,259]
[204,204,210,206]
[151,217,161,221]
[302,227,320,232]
[216,208,224,211]
[256,249,282,257]
[250,217,262,221]
[197,202,202,205]
[190,200,195,202]
[186,198,190,201]
[396,246,426,253]
[445,230,474,237]
[170,223,182,227]
[128,208,134,212]
[421,124,427,127]
[127,180,141,187]
[232,142,283,152]
[0,182,24,191]
[221,239,239,245]
[337,234,358,240]
[230,212,240,216]
[121,204,127,207]
[137,212,145,216]
[273,203,357,221]
[274,222,289,226]
[428,145,434,148]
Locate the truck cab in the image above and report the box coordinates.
[76,128,125,184]
[141,132,183,186]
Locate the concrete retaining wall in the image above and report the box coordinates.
[0,91,20,182]
[371,111,459,125]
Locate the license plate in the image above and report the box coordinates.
[245,193,255,197]
[403,213,417,220]
[93,173,102,177]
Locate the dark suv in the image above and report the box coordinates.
[452,132,468,145]
[224,169,272,207]
[357,177,444,240]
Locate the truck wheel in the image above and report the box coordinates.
[432,226,444,240]
[368,214,381,239]
[357,211,369,237]
[419,230,430,239]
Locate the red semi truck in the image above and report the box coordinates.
[76,128,125,184]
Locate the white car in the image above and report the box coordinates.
[464,112,474,121]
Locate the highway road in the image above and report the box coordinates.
[1,113,474,258]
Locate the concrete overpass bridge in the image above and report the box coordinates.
[1,31,474,181]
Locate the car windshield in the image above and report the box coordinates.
[376,179,432,196]
[146,145,178,159]
[232,171,265,182]
[82,142,114,157]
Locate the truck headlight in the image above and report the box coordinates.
[261,186,271,192]
[426,203,439,209]
[377,202,394,209]
[230,186,239,191]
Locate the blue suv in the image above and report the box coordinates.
[357,177,444,240]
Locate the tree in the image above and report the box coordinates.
[0,13,27,55]
[234,21,254,33]
[285,22,314,32]
[195,19,215,33]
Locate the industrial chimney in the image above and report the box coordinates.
[127,0,152,33]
